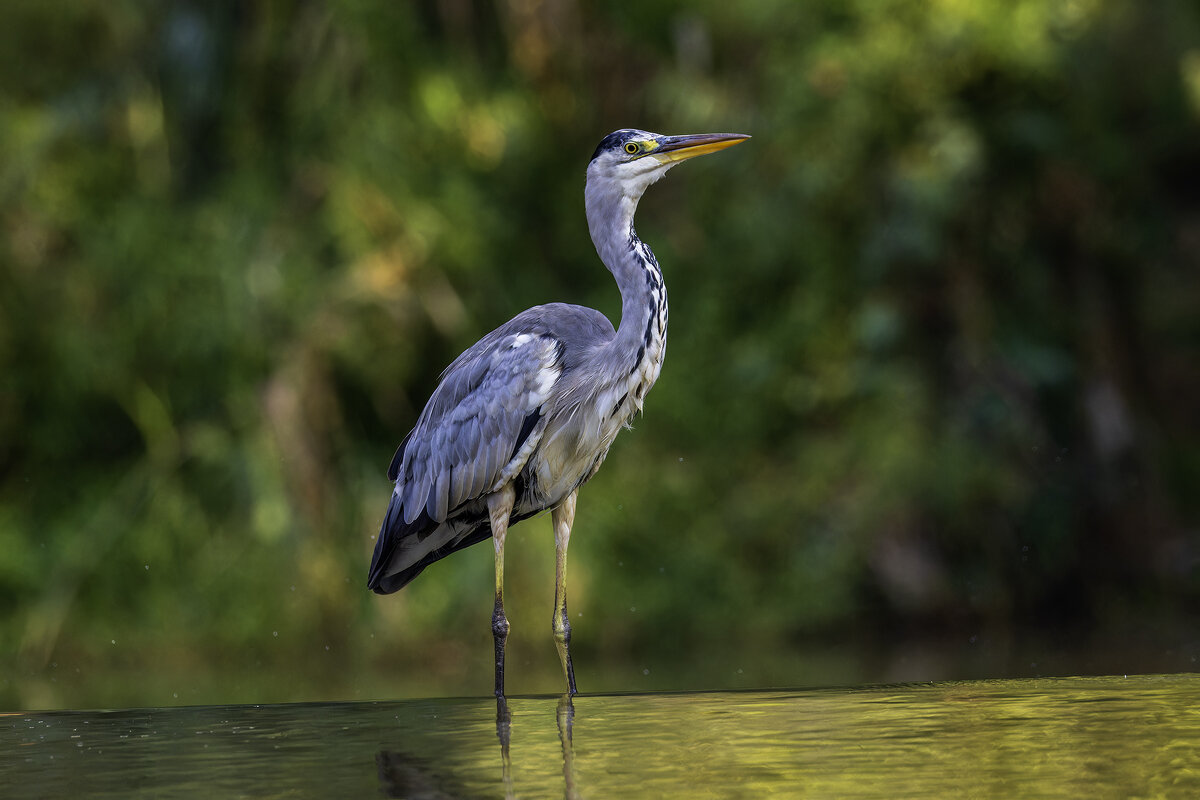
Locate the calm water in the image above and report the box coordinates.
[3,674,1198,798]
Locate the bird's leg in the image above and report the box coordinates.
[551,490,578,695]
[488,484,516,697]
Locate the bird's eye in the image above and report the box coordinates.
[624,142,639,155]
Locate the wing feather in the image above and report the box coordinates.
[386,433,409,482]
[393,330,561,525]
[448,461,467,512]
[407,467,433,525]
[431,467,450,522]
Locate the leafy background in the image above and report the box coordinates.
[2,0,1198,709]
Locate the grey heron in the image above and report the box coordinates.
[367,128,749,696]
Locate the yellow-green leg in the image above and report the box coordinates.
[488,485,516,698]
[551,490,578,695]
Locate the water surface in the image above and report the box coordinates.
[4,674,1198,798]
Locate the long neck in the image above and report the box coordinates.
[585,186,669,377]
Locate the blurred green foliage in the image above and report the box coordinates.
[2,0,1198,706]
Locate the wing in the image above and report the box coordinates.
[394,329,564,525]
[366,328,563,594]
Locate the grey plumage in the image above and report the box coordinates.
[367,128,748,694]
[368,305,613,592]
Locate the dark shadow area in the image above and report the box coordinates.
[375,749,468,799]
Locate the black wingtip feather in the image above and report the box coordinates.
[371,526,493,595]
[367,491,492,595]
[367,492,540,595]
[366,491,442,593]
[366,491,408,592]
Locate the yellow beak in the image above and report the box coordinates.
[650,132,751,163]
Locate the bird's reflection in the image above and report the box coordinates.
[378,694,578,799]
[492,694,578,800]
[496,695,514,799]
[556,694,577,800]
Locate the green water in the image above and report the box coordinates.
[3,674,1198,798]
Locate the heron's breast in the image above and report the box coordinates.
[520,417,604,511]
[517,296,668,513]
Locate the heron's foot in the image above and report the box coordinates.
[552,603,577,695]
[493,597,509,697]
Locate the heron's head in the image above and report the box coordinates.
[586,129,749,203]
